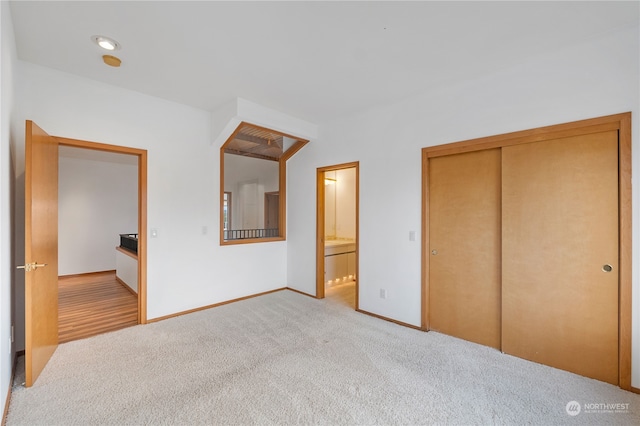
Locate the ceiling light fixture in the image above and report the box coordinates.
[325,178,336,186]
[92,35,120,51]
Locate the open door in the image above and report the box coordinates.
[21,121,59,386]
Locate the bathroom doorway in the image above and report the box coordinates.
[316,162,359,309]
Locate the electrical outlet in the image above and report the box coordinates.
[202,226,208,235]
[409,231,416,241]
[380,289,387,299]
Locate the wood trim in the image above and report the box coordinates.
[279,159,287,240]
[316,168,325,299]
[421,112,632,390]
[286,287,317,298]
[356,309,423,331]
[220,122,310,151]
[115,246,138,260]
[138,150,148,324]
[219,133,231,245]
[2,352,18,425]
[148,288,287,323]
[58,270,116,279]
[630,386,640,395]
[422,114,628,158]
[421,150,429,331]
[2,350,24,425]
[55,137,145,155]
[316,162,360,303]
[618,112,632,390]
[317,161,360,173]
[115,276,137,296]
[220,122,308,246]
[54,135,148,325]
[220,237,285,246]
[354,164,360,311]
[280,139,308,162]
[2,386,9,426]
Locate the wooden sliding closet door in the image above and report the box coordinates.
[502,131,619,384]
[429,149,501,349]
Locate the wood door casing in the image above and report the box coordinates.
[501,131,619,384]
[316,163,360,306]
[25,121,59,386]
[429,149,502,349]
[55,136,148,325]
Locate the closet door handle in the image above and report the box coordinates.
[602,264,613,272]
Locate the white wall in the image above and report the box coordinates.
[287,25,640,386]
[59,155,137,275]
[12,61,288,329]
[0,0,16,416]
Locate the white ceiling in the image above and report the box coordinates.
[9,1,640,124]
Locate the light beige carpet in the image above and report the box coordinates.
[6,286,640,425]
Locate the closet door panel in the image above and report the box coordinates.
[502,131,619,384]
[429,149,501,349]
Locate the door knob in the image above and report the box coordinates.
[431,249,438,255]
[16,262,47,272]
[602,264,613,272]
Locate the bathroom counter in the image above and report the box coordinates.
[324,239,356,256]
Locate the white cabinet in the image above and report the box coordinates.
[116,247,138,293]
[324,240,356,286]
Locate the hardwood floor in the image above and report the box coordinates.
[58,271,138,343]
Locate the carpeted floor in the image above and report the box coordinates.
[6,285,640,425]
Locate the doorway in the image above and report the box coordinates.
[23,121,147,386]
[56,136,148,326]
[57,145,140,342]
[316,162,359,309]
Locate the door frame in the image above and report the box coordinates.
[421,112,632,390]
[55,136,148,324]
[316,162,359,304]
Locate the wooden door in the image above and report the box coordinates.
[264,192,279,230]
[429,149,502,349]
[23,121,59,386]
[502,131,619,384]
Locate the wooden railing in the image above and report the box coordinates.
[224,228,279,240]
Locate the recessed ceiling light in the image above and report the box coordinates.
[91,35,120,51]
